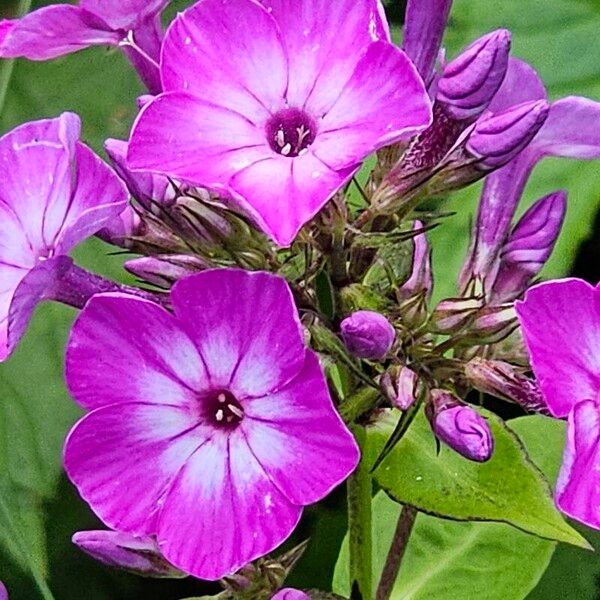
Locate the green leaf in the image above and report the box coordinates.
[333,415,572,600]
[369,409,588,548]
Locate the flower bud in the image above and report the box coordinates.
[340,310,395,360]
[467,303,517,343]
[426,390,494,462]
[465,357,550,414]
[438,29,511,121]
[490,191,566,303]
[381,365,420,410]
[0,582,7,600]
[399,221,433,300]
[429,297,483,334]
[125,254,210,288]
[72,531,184,578]
[467,100,550,170]
[272,589,310,600]
[96,205,143,249]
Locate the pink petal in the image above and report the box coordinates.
[272,589,310,600]
[80,0,169,30]
[313,42,432,170]
[259,0,390,113]
[229,152,358,246]
[488,57,547,113]
[64,402,207,535]
[516,279,600,418]
[171,269,306,397]
[66,293,209,410]
[0,262,28,361]
[157,431,302,580]
[0,6,119,60]
[242,351,359,505]
[0,204,34,269]
[127,92,269,189]
[161,0,288,123]
[556,399,600,529]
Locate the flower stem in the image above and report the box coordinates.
[0,0,33,114]
[375,505,418,600]
[347,426,373,600]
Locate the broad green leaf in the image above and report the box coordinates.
[333,415,570,600]
[369,409,587,547]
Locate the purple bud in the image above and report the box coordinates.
[438,29,511,121]
[467,303,518,343]
[399,221,433,300]
[72,531,184,578]
[340,310,395,360]
[491,191,566,303]
[426,390,494,462]
[465,357,550,414]
[467,100,550,169]
[429,297,483,334]
[0,582,7,600]
[271,589,310,600]
[96,205,143,249]
[125,254,210,288]
[381,365,420,410]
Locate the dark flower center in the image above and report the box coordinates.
[266,108,317,157]
[205,389,245,428]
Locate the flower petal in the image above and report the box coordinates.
[242,351,359,505]
[313,42,432,170]
[64,402,207,536]
[66,293,208,410]
[127,92,269,189]
[260,0,389,112]
[516,279,600,417]
[79,0,168,30]
[0,5,118,60]
[229,152,357,246]
[556,399,600,529]
[161,0,288,123]
[157,431,302,580]
[171,269,306,397]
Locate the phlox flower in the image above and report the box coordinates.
[128,0,432,246]
[63,269,359,580]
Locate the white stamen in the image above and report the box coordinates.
[215,409,224,422]
[228,404,244,419]
[281,143,292,156]
[218,393,227,403]
[276,129,285,148]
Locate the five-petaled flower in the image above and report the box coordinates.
[517,279,600,529]
[127,0,432,246]
[0,112,127,361]
[63,269,359,580]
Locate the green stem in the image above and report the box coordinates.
[347,426,373,600]
[0,494,55,600]
[375,505,418,600]
[339,387,380,425]
[0,0,32,115]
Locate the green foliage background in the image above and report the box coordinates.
[0,0,599,598]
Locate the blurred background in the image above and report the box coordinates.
[0,0,599,598]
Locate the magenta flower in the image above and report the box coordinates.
[0,0,169,92]
[516,279,600,528]
[127,0,432,246]
[63,269,359,580]
[272,589,309,600]
[340,310,395,360]
[0,112,127,361]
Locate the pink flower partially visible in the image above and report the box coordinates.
[0,112,127,361]
[516,279,600,529]
[272,589,309,600]
[0,0,170,92]
[128,0,432,246]
[63,269,359,580]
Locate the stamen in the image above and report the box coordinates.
[218,393,227,403]
[276,129,285,148]
[281,143,292,156]
[228,404,244,419]
[215,409,224,422]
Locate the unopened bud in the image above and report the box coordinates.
[429,297,483,334]
[465,358,550,414]
[125,254,210,288]
[340,310,395,360]
[491,191,566,303]
[438,29,511,121]
[96,205,143,249]
[426,390,494,462]
[173,195,233,247]
[381,365,420,410]
[467,100,550,170]
[467,303,517,343]
[72,531,184,578]
[272,590,310,600]
[399,221,433,300]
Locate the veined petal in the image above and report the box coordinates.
[127,92,269,189]
[0,5,119,60]
[556,399,600,529]
[171,269,306,397]
[242,352,359,505]
[80,0,169,30]
[161,0,288,123]
[66,293,209,410]
[64,402,207,536]
[0,262,28,362]
[260,0,390,112]
[157,431,302,580]
[516,279,600,418]
[313,42,432,170]
[229,152,357,246]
